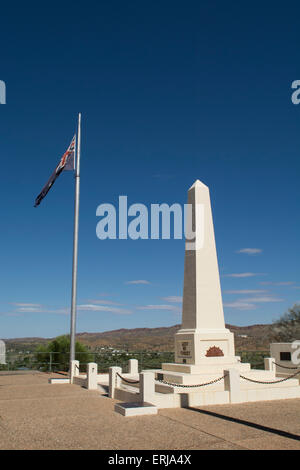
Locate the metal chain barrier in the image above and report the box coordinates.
[240,370,300,385]
[117,368,300,389]
[116,372,140,384]
[274,362,300,370]
[156,374,226,388]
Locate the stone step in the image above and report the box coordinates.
[161,359,251,374]
[115,402,157,417]
[240,376,300,389]
[153,369,229,386]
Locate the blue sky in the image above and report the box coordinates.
[0,1,300,338]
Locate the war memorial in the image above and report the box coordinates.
[59,180,300,416]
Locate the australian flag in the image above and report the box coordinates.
[34,135,76,207]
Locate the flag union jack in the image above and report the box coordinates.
[34,135,76,207]
[57,135,76,173]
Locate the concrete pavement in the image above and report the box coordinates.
[0,372,299,450]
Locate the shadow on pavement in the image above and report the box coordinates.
[188,407,300,442]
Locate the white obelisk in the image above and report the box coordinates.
[173,180,236,369]
[158,181,300,401]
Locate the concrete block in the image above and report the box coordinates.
[264,357,275,372]
[70,360,79,383]
[115,402,157,417]
[140,371,155,404]
[86,362,98,390]
[109,366,122,398]
[128,359,138,375]
[48,378,70,384]
[224,368,241,403]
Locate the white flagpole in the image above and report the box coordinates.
[70,112,81,378]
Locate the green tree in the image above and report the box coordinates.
[271,304,300,342]
[35,335,92,372]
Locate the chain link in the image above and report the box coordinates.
[240,370,300,385]
[117,368,300,388]
[155,374,226,388]
[274,362,300,370]
[116,372,140,384]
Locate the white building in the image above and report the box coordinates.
[0,340,6,365]
[270,342,300,383]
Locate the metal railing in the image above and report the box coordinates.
[0,350,176,373]
[0,350,271,373]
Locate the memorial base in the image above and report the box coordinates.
[174,328,235,365]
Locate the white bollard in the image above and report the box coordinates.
[70,360,80,383]
[87,362,98,390]
[264,357,275,372]
[139,371,155,404]
[128,359,138,375]
[224,369,241,404]
[109,366,122,399]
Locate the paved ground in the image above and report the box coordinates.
[0,372,299,450]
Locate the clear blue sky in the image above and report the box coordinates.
[0,1,300,338]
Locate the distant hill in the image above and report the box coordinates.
[3,323,273,352]
[76,323,272,351]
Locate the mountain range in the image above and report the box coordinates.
[3,323,273,352]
